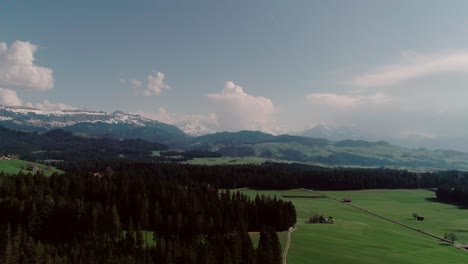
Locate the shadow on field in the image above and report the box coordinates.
[446,229,468,233]
[438,243,453,247]
[424,197,468,209]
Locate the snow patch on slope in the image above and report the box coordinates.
[0,105,162,128]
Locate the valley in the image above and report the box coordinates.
[3,2,468,263]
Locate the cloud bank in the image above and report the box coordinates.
[306,93,390,108]
[0,88,22,106]
[353,51,468,87]
[0,41,54,90]
[29,100,76,111]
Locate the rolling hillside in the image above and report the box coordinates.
[186,131,468,171]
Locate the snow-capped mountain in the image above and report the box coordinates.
[0,105,187,145]
[0,105,160,128]
[176,120,218,136]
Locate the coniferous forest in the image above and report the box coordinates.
[0,162,296,264]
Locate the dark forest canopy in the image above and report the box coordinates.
[59,161,468,190]
[0,165,295,264]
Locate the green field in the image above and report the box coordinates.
[0,159,63,176]
[184,156,278,165]
[183,154,444,172]
[241,189,468,264]
[324,189,468,244]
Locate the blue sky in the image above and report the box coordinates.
[2,0,468,144]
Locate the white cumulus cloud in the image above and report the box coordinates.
[0,88,22,106]
[31,100,76,111]
[138,107,175,124]
[0,41,54,90]
[132,72,170,96]
[207,81,278,133]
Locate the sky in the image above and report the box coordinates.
[2,0,468,147]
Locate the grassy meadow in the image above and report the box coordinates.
[324,189,468,244]
[241,189,468,264]
[184,156,276,165]
[0,159,63,176]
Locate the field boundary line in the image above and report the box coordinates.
[283,226,296,264]
[300,188,456,245]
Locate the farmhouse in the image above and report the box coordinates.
[343,198,352,203]
[26,165,41,172]
[1,154,12,160]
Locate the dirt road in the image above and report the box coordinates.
[282,226,297,264]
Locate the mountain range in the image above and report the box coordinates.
[0,105,187,145]
[2,105,468,170]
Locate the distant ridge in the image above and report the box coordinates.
[185,130,468,171]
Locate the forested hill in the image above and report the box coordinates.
[0,126,167,160]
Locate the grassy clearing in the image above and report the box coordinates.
[241,189,468,264]
[0,159,63,176]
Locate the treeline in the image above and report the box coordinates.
[0,171,295,263]
[436,175,468,207]
[59,161,467,190]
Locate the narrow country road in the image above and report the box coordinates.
[282,226,296,264]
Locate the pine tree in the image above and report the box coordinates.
[257,227,273,264]
[4,225,15,264]
[269,228,282,264]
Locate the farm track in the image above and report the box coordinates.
[299,189,465,250]
[282,226,296,264]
